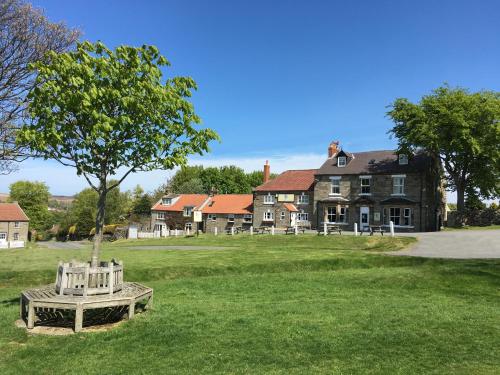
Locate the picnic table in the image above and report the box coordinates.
[285,226,307,234]
[255,226,272,234]
[318,224,342,235]
[360,225,385,236]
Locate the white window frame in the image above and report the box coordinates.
[263,193,274,205]
[390,207,401,225]
[14,221,20,228]
[183,206,193,217]
[0,232,6,240]
[392,175,406,195]
[13,232,19,241]
[330,176,341,195]
[162,198,172,206]
[398,154,408,165]
[297,212,309,221]
[337,156,346,167]
[185,223,192,230]
[227,214,235,223]
[263,210,274,221]
[297,193,309,204]
[208,214,217,221]
[403,208,411,226]
[157,212,165,219]
[280,211,285,220]
[327,206,347,224]
[359,176,371,195]
[243,214,253,223]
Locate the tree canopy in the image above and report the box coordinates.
[387,85,500,217]
[0,0,79,174]
[9,180,50,231]
[162,165,277,196]
[18,41,219,266]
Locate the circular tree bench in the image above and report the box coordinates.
[20,282,153,332]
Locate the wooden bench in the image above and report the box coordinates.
[255,226,271,234]
[20,282,153,332]
[285,226,306,234]
[360,226,385,236]
[318,225,342,235]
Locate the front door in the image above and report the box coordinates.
[290,212,297,227]
[360,206,369,231]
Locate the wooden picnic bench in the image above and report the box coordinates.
[255,226,272,234]
[285,226,306,234]
[318,224,342,235]
[359,225,385,236]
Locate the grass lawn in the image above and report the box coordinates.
[1,235,499,374]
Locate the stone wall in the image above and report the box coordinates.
[253,191,314,229]
[204,214,252,234]
[0,221,29,242]
[313,171,444,232]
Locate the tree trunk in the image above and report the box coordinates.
[456,183,466,227]
[91,185,107,268]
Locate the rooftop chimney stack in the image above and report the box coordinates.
[263,160,270,183]
[328,141,340,158]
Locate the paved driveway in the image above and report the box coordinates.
[391,230,500,259]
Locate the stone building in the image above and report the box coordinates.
[0,202,29,248]
[202,194,253,233]
[151,193,253,235]
[313,142,445,232]
[151,194,208,235]
[253,162,316,229]
[252,142,445,232]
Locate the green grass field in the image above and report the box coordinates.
[1,235,499,374]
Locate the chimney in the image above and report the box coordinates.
[328,141,340,158]
[263,160,270,183]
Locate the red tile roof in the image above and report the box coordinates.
[0,203,29,221]
[152,194,209,212]
[283,203,298,212]
[202,194,253,214]
[254,169,317,192]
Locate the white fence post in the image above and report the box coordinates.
[186,228,190,236]
[250,226,253,235]
[390,221,395,237]
[214,227,218,236]
[354,223,358,236]
[174,229,178,237]
[271,226,275,235]
[231,226,234,236]
[323,222,327,236]
[294,225,298,235]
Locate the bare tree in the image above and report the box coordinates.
[0,0,80,173]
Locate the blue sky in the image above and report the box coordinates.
[3,0,499,196]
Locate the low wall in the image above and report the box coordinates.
[0,241,25,249]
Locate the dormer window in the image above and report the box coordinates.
[398,154,408,165]
[337,156,346,167]
[162,198,172,206]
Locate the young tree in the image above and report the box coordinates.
[388,85,500,220]
[19,41,218,267]
[9,180,50,231]
[0,0,79,173]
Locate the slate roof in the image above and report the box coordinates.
[316,150,431,175]
[254,169,317,192]
[0,203,29,221]
[202,194,253,214]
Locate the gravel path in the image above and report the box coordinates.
[389,230,500,259]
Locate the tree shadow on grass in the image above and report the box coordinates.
[0,297,19,306]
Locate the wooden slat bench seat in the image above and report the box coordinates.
[20,282,153,332]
